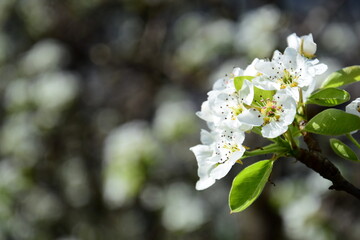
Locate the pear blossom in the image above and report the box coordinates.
[197,66,257,131]
[209,80,255,131]
[253,47,327,101]
[196,67,243,123]
[212,59,259,91]
[345,98,360,117]
[237,92,296,138]
[213,67,243,91]
[190,33,331,191]
[190,128,245,190]
[287,33,317,58]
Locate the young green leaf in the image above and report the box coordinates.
[229,160,274,213]
[251,126,262,136]
[330,138,359,162]
[307,88,350,106]
[252,87,276,106]
[321,65,360,88]
[234,76,255,91]
[304,109,360,135]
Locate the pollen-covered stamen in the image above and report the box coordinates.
[223,143,241,152]
[215,132,244,163]
[219,92,247,121]
[357,104,360,113]
[256,97,284,125]
[229,104,245,120]
[278,69,299,89]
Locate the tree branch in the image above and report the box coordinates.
[294,133,360,200]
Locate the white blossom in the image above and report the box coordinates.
[197,68,256,131]
[190,128,245,190]
[237,92,296,138]
[191,33,330,190]
[287,33,317,58]
[253,47,327,101]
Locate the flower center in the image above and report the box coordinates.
[279,69,298,89]
[223,143,241,152]
[260,99,283,125]
[230,104,244,120]
[357,104,360,113]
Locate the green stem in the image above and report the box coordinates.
[283,130,297,150]
[242,144,288,158]
[298,89,303,111]
[346,133,360,149]
[295,89,307,126]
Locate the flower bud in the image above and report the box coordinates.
[287,33,317,58]
[300,34,317,58]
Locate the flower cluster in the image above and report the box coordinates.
[190,33,328,190]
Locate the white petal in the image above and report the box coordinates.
[282,47,298,70]
[283,87,300,102]
[213,78,234,91]
[233,131,245,144]
[255,61,277,76]
[302,34,317,56]
[244,58,259,76]
[239,80,254,105]
[272,50,282,61]
[281,106,296,125]
[210,155,238,180]
[237,108,264,126]
[261,121,288,138]
[238,123,254,131]
[195,159,217,190]
[232,67,243,76]
[287,33,301,50]
[196,101,215,122]
[190,145,212,161]
[297,74,313,88]
[276,92,297,124]
[311,63,328,75]
[252,75,279,90]
[200,129,214,145]
[302,81,316,102]
[196,177,216,190]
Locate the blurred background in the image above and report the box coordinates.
[0,0,360,239]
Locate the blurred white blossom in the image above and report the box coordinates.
[31,71,79,111]
[162,183,206,232]
[4,78,32,111]
[103,121,160,208]
[176,19,234,70]
[273,173,331,240]
[321,23,358,55]
[235,5,281,58]
[20,39,69,76]
[0,113,42,165]
[153,100,197,140]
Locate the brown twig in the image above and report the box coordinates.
[294,132,360,200]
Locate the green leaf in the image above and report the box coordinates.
[251,126,262,136]
[234,76,254,91]
[229,160,274,213]
[321,65,360,88]
[304,109,360,135]
[330,138,359,162]
[252,87,276,106]
[307,88,350,106]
